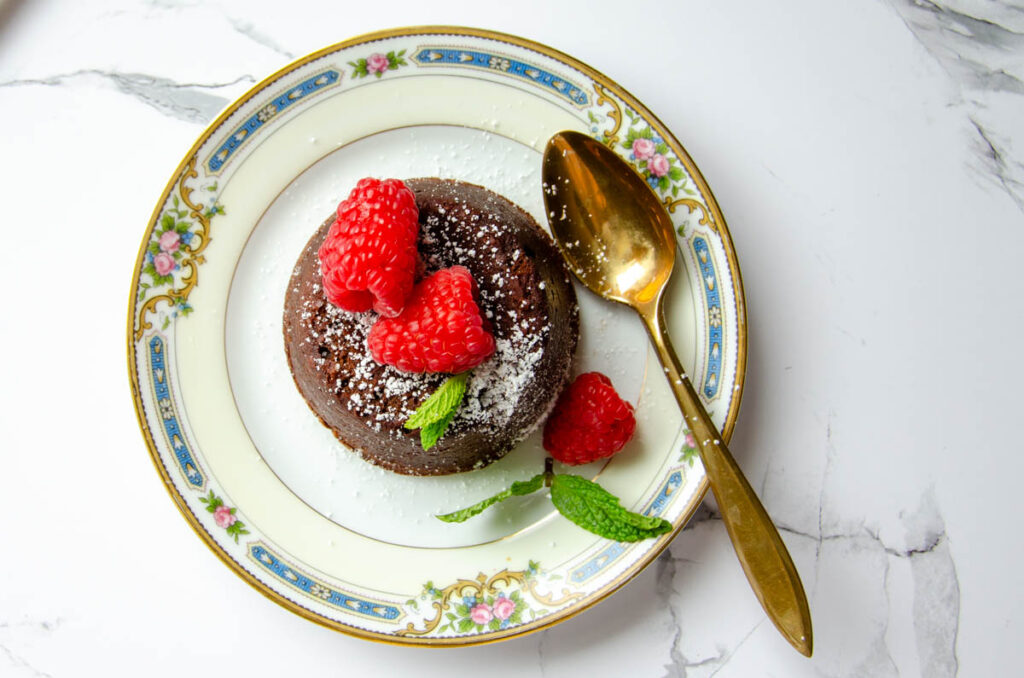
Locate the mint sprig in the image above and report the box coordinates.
[435,461,672,542]
[405,372,468,449]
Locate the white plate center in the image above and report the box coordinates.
[225,125,647,548]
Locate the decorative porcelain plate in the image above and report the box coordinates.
[127,27,746,645]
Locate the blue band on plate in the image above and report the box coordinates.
[692,236,723,399]
[414,47,588,106]
[250,544,401,621]
[149,335,204,488]
[207,69,341,173]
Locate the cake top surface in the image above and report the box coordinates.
[293,178,563,439]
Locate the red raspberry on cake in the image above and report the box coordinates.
[317,177,419,317]
[367,265,495,374]
[543,372,636,465]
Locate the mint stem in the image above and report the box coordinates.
[544,457,554,487]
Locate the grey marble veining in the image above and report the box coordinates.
[0,4,294,127]
[228,17,296,60]
[653,486,960,677]
[0,70,253,123]
[888,0,1024,211]
[0,618,62,678]
[2,1,1022,676]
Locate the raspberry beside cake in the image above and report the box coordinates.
[283,178,579,476]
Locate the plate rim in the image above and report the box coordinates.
[125,24,747,646]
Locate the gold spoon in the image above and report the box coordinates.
[542,130,812,657]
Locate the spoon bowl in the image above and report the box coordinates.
[543,132,675,309]
[542,130,813,657]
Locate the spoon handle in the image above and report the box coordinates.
[640,301,813,657]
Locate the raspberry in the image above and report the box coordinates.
[318,177,419,317]
[543,372,636,465]
[367,266,496,374]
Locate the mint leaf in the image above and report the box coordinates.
[419,408,456,450]
[550,474,672,542]
[436,473,545,523]
[405,372,468,428]
[405,372,469,449]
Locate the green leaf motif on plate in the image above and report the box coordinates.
[134,157,224,340]
[400,562,585,638]
[350,49,409,80]
[199,490,250,544]
[586,89,709,231]
[678,428,699,466]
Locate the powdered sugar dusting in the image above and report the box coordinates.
[318,304,437,431]
[282,177,580,480]
[458,327,546,428]
[306,278,549,434]
[296,184,555,439]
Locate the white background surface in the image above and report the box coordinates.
[2,0,1022,675]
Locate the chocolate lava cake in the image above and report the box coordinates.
[283,178,579,475]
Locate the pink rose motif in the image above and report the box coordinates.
[492,596,515,621]
[159,230,180,253]
[469,603,493,625]
[366,53,390,75]
[153,252,176,276]
[648,153,670,177]
[214,505,237,528]
[685,432,696,448]
[632,138,656,161]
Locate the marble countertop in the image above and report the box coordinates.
[2,0,1022,675]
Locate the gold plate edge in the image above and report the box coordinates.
[125,24,745,647]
